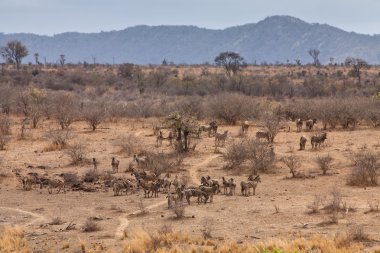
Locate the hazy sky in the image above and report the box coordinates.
[1,0,380,35]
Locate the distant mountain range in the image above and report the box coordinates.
[1,15,380,65]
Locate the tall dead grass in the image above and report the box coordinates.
[122,228,364,253]
[0,227,29,253]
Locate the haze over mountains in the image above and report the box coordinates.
[1,15,380,65]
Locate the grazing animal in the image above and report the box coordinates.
[22,173,42,191]
[299,135,307,150]
[311,132,327,149]
[256,131,270,142]
[46,178,65,194]
[241,121,250,134]
[201,176,220,193]
[199,185,218,202]
[183,188,208,204]
[241,175,261,196]
[113,179,133,196]
[215,130,228,147]
[296,119,303,132]
[306,119,317,131]
[111,157,120,173]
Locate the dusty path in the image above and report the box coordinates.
[0,206,47,227]
[188,154,221,184]
[114,154,221,239]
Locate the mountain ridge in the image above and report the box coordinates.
[1,15,380,64]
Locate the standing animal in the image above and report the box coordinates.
[183,188,208,204]
[46,178,66,194]
[299,135,307,150]
[198,125,212,138]
[306,119,317,131]
[133,154,148,169]
[201,176,220,193]
[156,130,164,147]
[241,175,261,196]
[111,157,120,173]
[222,177,236,195]
[199,185,218,202]
[113,179,133,196]
[241,121,250,135]
[256,131,270,142]
[209,121,218,137]
[92,158,98,170]
[311,132,327,149]
[215,130,228,147]
[296,119,303,132]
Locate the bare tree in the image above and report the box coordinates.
[345,57,370,84]
[82,102,106,131]
[214,51,246,77]
[263,112,281,143]
[0,40,28,70]
[165,113,199,152]
[53,93,77,129]
[308,49,320,67]
[282,155,301,178]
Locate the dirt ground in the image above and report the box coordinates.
[1,117,380,252]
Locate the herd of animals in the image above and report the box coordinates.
[13,118,328,210]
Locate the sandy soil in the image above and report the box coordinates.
[1,117,380,252]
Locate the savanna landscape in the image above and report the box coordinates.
[0,55,380,253]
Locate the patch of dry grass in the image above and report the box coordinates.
[122,228,364,253]
[0,227,29,253]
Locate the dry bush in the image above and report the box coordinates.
[45,129,71,151]
[307,194,325,214]
[0,116,11,135]
[336,225,370,247]
[65,143,87,165]
[0,134,10,150]
[246,138,275,174]
[173,201,186,219]
[366,199,379,213]
[323,188,346,214]
[282,154,302,178]
[223,139,248,169]
[208,93,257,125]
[61,172,79,187]
[262,111,281,143]
[49,217,64,225]
[118,134,143,156]
[0,226,29,253]
[82,218,100,232]
[52,93,78,129]
[82,102,106,131]
[83,169,100,183]
[348,149,379,186]
[316,154,333,175]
